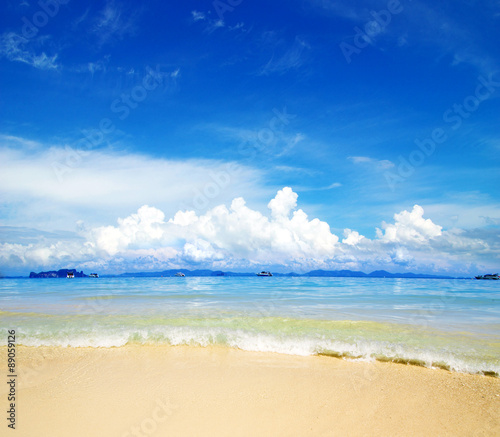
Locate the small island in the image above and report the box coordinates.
[29,269,87,278]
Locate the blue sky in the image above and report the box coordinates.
[0,0,499,276]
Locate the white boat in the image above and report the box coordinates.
[89,273,99,278]
[257,271,272,276]
[175,272,185,277]
[475,273,499,280]
[67,272,74,278]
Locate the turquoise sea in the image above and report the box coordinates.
[0,277,499,376]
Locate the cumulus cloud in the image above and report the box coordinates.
[89,205,168,256]
[376,205,442,244]
[1,187,496,276]
[1,188,340,270]
[267,187,297,219]
[342,229,365,246]
[164,191,339,264]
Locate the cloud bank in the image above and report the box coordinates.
[1,187,496,276]
[0,139,263,231]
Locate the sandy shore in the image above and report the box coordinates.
[1,345,499,436]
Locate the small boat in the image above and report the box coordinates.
[257,271,272,276]
[174,272,185,277]
[475,273,499,280]
[67,271,74,278]
[89,273,99,278]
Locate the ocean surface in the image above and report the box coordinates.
[0,277,499,376]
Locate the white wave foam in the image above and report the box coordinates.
[15,325,499,376]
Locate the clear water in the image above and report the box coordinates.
[0,277,498,375]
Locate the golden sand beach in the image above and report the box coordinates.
[1,345,499,437]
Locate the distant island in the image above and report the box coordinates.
[29,269,87,278]
[25,268,460,279]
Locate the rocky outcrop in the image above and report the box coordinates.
[29,269,87,278]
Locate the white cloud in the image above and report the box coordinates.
[0,188,341,271]
[0,135,43,149]
[1,187,497,276]
[342,229,365,246]
[348,156,395,170]
[92,0,136,45]
[0,136,495,276]
[87,61,106,75]
[0,140,263,231]
[389,246,414,266]
[259,37,310,76]
[376,205,442,245]
[229,23,245,31]
[214,19,225,28]
[191,10,206,22]
[296,182,342,192]
[89,205,168,256]
[94,2,121,31]
[164,192,340,264]
[190,9,226,33]
[0,32,58,70]
[267,187,297,219]
[326,182,342,189]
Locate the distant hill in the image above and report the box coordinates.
[111,269,458,279]
[25,268,459,279]
[296,269,456,279]
[304,269,367,277]
[366,270,457,279]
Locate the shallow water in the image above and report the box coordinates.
[0,277,499,375]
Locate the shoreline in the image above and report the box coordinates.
[1,345,499,436]
[315,350,499,377]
